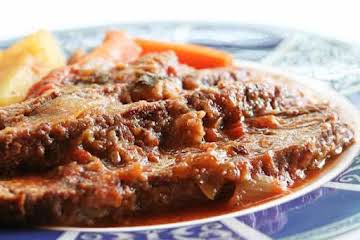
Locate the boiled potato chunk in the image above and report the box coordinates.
[0,30,65,105]
[0,53,49,106]
[2,30,65,69]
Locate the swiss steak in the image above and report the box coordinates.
[0,51,354,226]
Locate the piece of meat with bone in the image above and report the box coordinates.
[0,51,354,226]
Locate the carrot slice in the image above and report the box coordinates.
[135,38,233,69]
[77,31,141,65]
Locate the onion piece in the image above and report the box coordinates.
[228,175,287,206]
[198,176,224,200]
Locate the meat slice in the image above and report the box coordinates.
[0,51,354,226]
[0,107,353,226]
[27,51,189,98]
[0,52,314,174]
[0,85,311,174]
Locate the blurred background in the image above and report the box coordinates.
[0,0,358,44]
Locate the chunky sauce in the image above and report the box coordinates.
[89,157,340,227]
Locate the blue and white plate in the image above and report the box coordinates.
[1,22,360,240]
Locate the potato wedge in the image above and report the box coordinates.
[0,30,65,105]
[0,53,49,106]
[2,30,65,69]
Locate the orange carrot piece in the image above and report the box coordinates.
[77,31,141,65]
[135,38,233,69]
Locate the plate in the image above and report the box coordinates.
[1,22,360,240]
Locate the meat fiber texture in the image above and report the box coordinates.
[0,52,354,226]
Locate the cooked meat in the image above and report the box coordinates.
[27,52,190,98]
[0,52,354,226]
[0,52,313,174]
